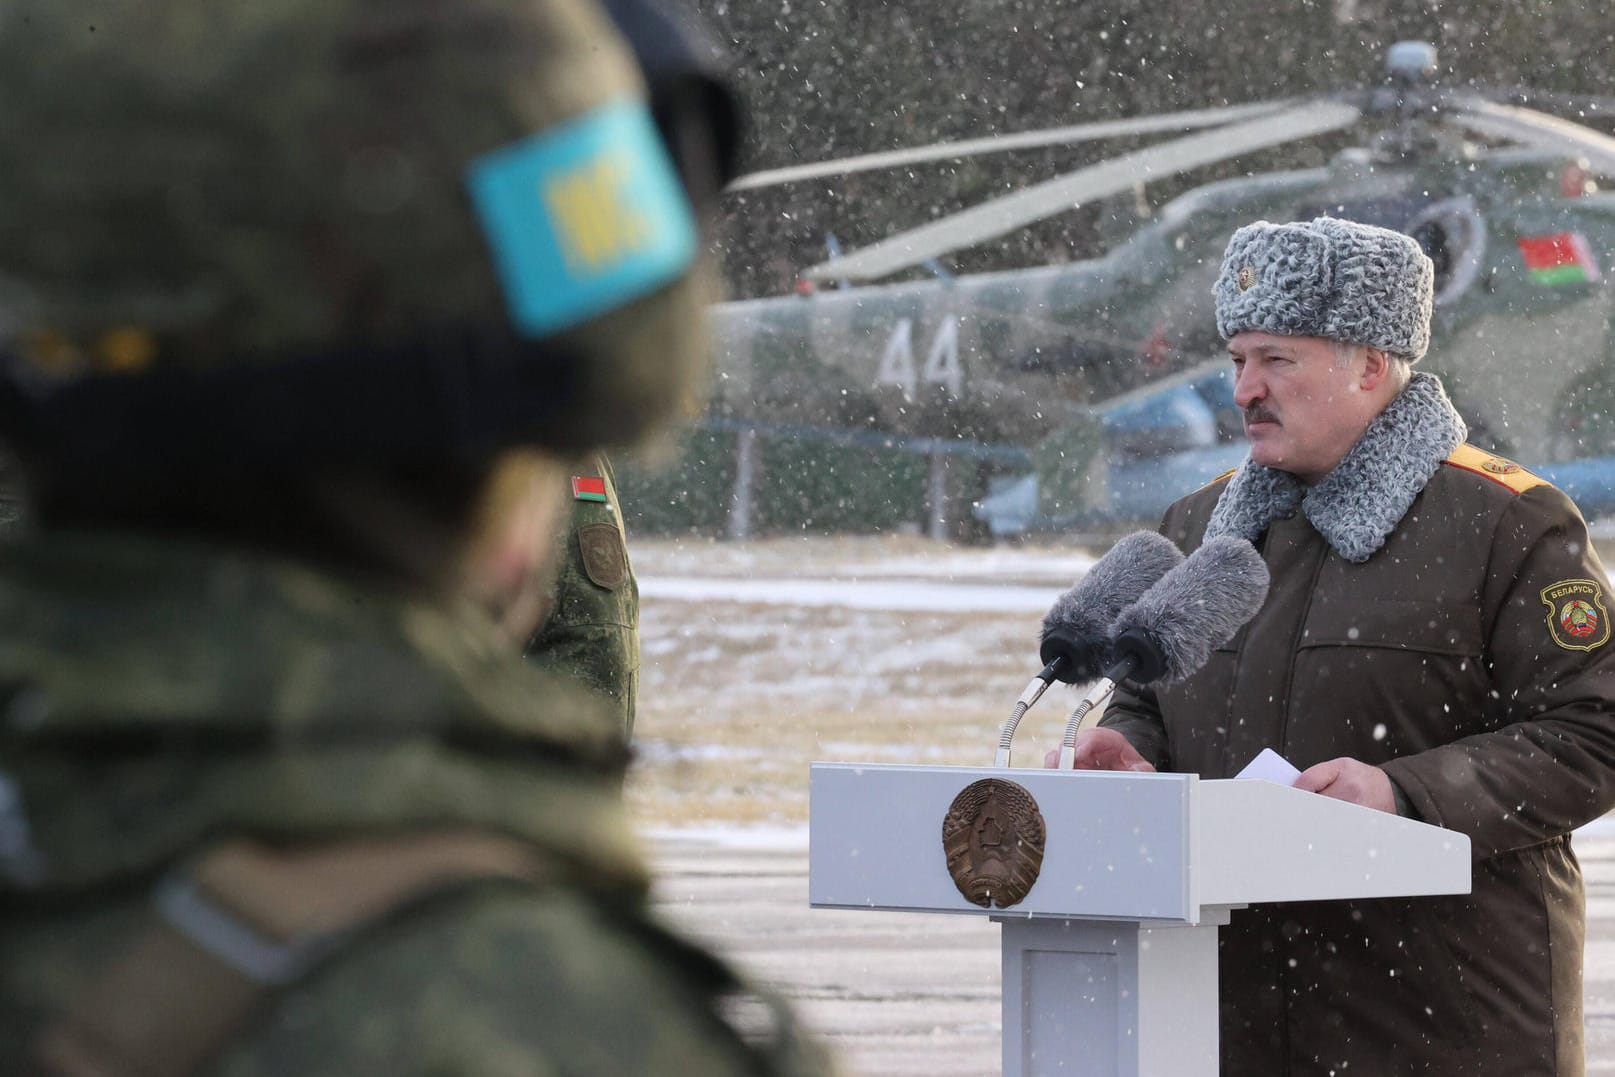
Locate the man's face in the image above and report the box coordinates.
[1228,331,1379,485]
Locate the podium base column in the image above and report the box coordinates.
[997,913,1226,1077]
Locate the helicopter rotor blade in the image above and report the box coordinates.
[802,100,1361,284]
[1479,87,1615,124]
[727,101,1295,192]
[1452,99,1615,175]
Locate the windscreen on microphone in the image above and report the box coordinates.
[1109,535,1270,685]
[1039,530,1184,683]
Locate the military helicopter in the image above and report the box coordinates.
[705,42,1615,534]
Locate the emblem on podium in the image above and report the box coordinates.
[942,778,1046,908]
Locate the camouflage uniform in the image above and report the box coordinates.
[0,534,821,1073]
[0,0,831,1073]
[526,454,641,737]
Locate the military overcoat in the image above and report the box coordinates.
[1104,445,1615,1076]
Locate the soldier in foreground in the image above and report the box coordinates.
[0,1,828,1073]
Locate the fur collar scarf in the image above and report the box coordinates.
[1204,371,1466,563]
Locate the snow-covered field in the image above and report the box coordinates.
[626,535,1098,828]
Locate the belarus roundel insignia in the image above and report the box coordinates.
[1541,579,1611,652]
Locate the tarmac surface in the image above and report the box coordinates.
[650,824,1615,1076]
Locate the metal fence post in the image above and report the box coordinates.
[927,450,948,542]
[727,427,759,541]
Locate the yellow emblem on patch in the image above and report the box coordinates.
[1482,459,1522,476]
[1237,265,1256,291]
[1542,579,1611,652]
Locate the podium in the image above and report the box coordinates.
[809,763,1470,1077]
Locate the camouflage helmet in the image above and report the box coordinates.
[0,0,734,485]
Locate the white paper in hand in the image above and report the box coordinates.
[1234,747,1301,786]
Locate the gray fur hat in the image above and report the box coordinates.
[1214,217,1435,362]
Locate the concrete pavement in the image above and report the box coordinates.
[652,828,1615,1075]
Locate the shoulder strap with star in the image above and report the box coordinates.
[1443,443,1548,495]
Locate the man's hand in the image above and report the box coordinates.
[1294,757,1396,813]
[1044,728,1156,772]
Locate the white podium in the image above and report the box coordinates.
[809,763,1471,1077]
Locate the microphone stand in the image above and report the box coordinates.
[1055,673,1125,770]
[1056,629,1165,769]
[994,657,1064,766]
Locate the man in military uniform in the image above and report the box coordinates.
[526,454,641,736]
[0,2,829,1074]
[1061,217,1615,1075]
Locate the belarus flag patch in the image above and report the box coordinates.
[571,475,609,503]
[1517,232,1603,285]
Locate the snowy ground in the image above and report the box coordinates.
[626,535,1098,828]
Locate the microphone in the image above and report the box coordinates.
[1039,531,1186,682]
[1055,535,1271,769]
[994,531,1183,765]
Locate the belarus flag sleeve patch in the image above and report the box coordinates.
[572,475,609,503]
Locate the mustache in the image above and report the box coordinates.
[1244,404,1279,425]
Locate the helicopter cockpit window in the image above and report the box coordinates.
[1406,197,1487,306]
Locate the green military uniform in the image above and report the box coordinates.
[0,533,822,1074]
[526,454,640,737]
